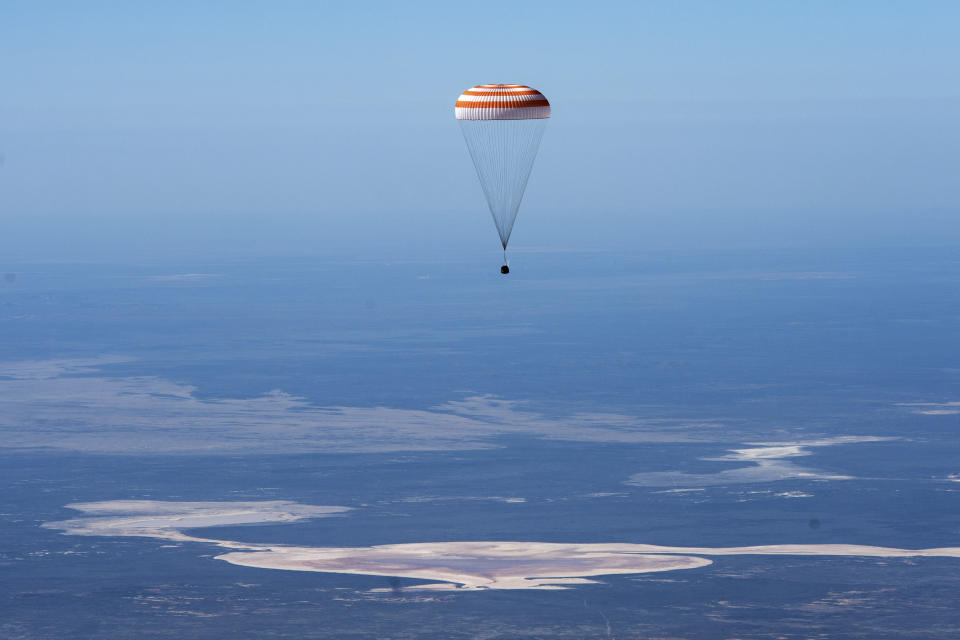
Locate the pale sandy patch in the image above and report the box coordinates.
[214,540,960,590]
[216,542,713,590]
[0,358,721,454]
[44,500,960,592]
[627,437,893,487]
[43,500,350,547]
[896,401,960,415]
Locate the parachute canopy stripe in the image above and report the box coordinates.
[457,94,547,103]
[455,100,550,108]
[461,90,543,96]
[455,84,550,121]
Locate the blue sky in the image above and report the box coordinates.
[1,1,958,260]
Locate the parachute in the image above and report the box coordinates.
[456,84,550,273]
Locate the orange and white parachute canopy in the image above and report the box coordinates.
[454,84,550,120]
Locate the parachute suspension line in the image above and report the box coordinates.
[459,119,547,251]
